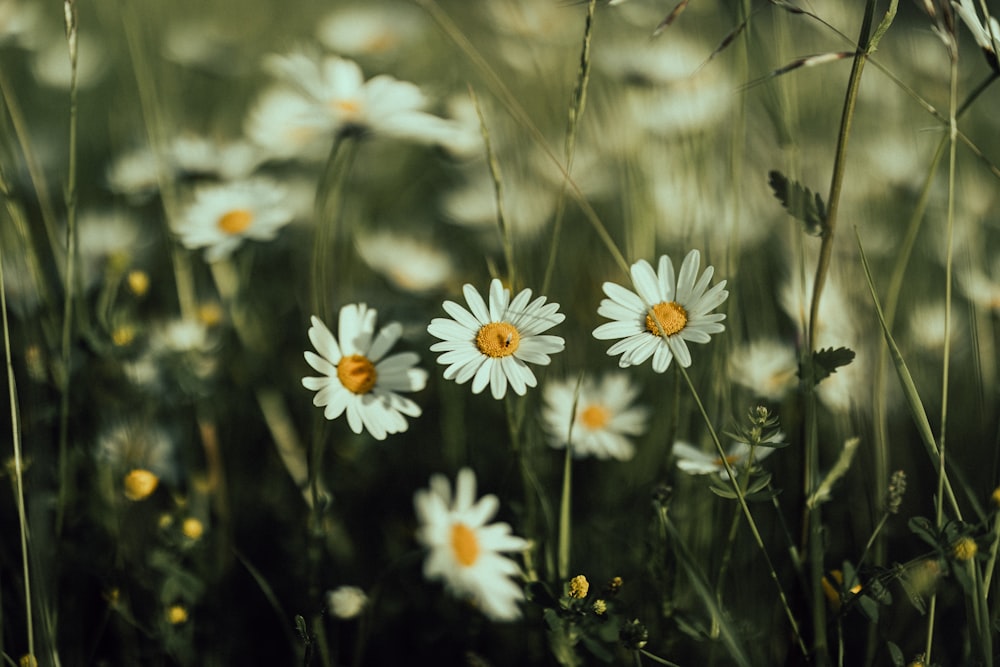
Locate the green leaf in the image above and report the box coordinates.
[887,641,905,667]
[858,595,880,622]
[808,347,856,385]
[767,170,827,236]
[908,516,939,549]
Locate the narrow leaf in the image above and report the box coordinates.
[768,170,828,236]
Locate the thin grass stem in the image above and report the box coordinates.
[679,366,808,658]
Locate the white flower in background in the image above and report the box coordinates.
[541,373,650,461]
[672,439,778,477]
[953,0,1000,62]
[906,301,963,352]
[317,3,426,58]
[414,467,529,621]
[96,419,179,484]
[172,178,294,262]
[31,30,106,89]
[441,172,557,240]
[0,0,39,48]
[728,339,799,401]
[326,586,368,620]
[356,231,455,294]
[593,250,728,372]
[106,146,161,201]
[302,305,427,440]
[169,134,264,181]
[75,210,143,289]
[250,52,455,147]
[427,279,565,399]
[245,88,335,161]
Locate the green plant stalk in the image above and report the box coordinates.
[984,510,1000,596]
[926,41,961,666]
[312,135,357,324]
[469,87,515,289]
[542,0,596,296]
[679,366,808,658]
[56,0,80,537]
[657,506,753,667]
[557,435,573,582]
[638,648,683,667]
[802,2,885,659]
[855,228,962,520]
[1,208,34,667]
[503,394,540,582]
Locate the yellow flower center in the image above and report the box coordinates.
[476,322,521,358]
[712,454,741,467]
[336,354,377,394]
[450,522,479,567]
[579,404,610,430]
[953,537,978,561]
[645,301,688,336]
[334,99,361,115]
[124,469,159,501]
[217,208,254,235]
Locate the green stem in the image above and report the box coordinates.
[0,206,34,667]
[312,136,357,323]
[680,366,808,658]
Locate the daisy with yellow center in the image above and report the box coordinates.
[427,279,565,399]
[541,373,650,461]
[247,51,457,154]
[672,439,777,477]
[414,468,529,621]
[172,178,294,262]
[593,249,728,372]
[302,304,428,440]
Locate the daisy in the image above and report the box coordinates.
[728,339,799,401]
[593,250,728,372]
[414,467,529,621]
[302,305,427,440]
[356,231,455,294]
[541,373,650,461]
[672,439,777,477]
[252,51,455,146]
[172,177,294,262]
[427,279,565,399]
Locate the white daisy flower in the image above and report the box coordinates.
[325,586,368,620]
[593,250,728,372]
[302,305,427,441]
[414,467,529,621]
[427,279,565,399]
[356,231,455,294]
[672,439,777,477]
[317,3,426,58]
[541,373,650,461]
[255,52,455,145]
[172,177,294,262]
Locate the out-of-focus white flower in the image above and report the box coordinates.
[326,586,368,619]
[96,420,179,484]
[414,468,529,621]
[303,306,427,440]
[246,52,456,159]
[953,0,1000,64]
[593,250,728,372]
[107,146,161,201]
[245,88,334,162]
[0,0,40,47]
[169,134,264,181]
[728,339,799,401]
[357,231,454,294]
[541,373,650,461]
[906,301,963,351]
[672,439,777,477]
[75,210,143,289]
[31,31,107,89]
[427,279,565,399]
[317,3,426,58]
[441,172,556,241]
[172,178,294,262]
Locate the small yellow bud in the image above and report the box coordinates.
[568,575,589,599]
[592,599,607,615]
[182,517,205,541]
[167,604,188,625]
[126,270,149,297]
[124,469,159,501]
[953,537,978,561]
[991,487,1000,508]
[197,303,224,327]
[112,324,137,347]
[19,655,38,667]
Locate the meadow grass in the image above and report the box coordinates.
[2,0,1000,665]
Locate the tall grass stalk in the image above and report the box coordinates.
[312,136,358,324]
[414,0,630,279]
[557,374,585,582]
[56,0,80,536]
[542,0,596,296]
[1,187,34,667]
[678,365,808,658]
